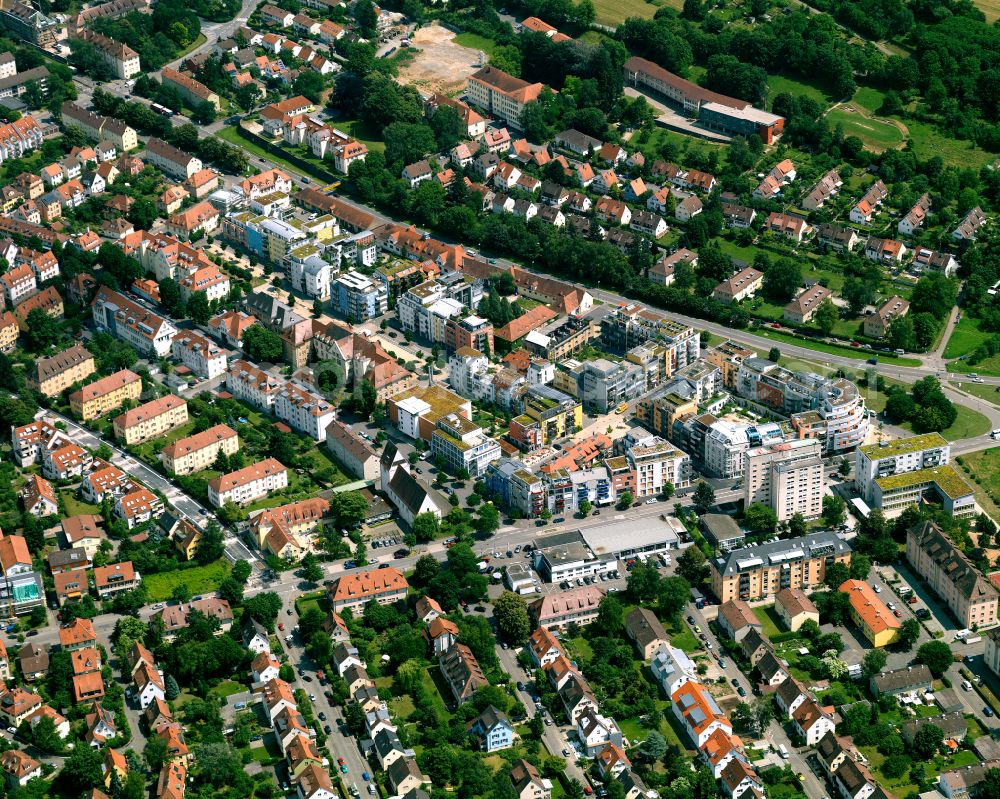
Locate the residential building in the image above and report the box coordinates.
[69,369,142,420]
[712,267,763,304]
[711,531,852,602]
[774,588,819,631]
[326,567,409,613]
[792,699,835,746]
[744,439,824,522]
[145,137,203,180]
[207,458,288,507]
[27,343,95,396]
[907,520,998,628]
[624,607,668,661]
[161,67,221,111]
[869,664,933,698]
[898,193,930,236]
[840,579,900,647]
[77,30,140,79]
[529,586,605,629]
[700,514,745,552]
[171,330,228,380]
[379,442,448,526]
[953,206,987,242]
[162,424,238,476]
[466,66,544,128]
[717,599,761,641]
[873,463,974,518]
[113,394,188,445]
[855,433,950,505]
[784,284,833,325]
[440,642,488,704]
[325,420,378,481]
[671,680,731,747]
[179,265,230,303]
[91,287,177,357]
[430,414,501,478]
[94,561,139,598]
[650,643,696,697]
[334,270,388,322]
[469,706,515,752]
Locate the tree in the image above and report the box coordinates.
[145,733,169,772]
[677,546,708,585]
[475,503,500,536]
[494,591,531,645]
[693,481,715,513]
[912,723,944,759]
[815,300,839,335]
[330,491,368,530]
[762,259,802,303]
[850,554,872,580]
[823,495,846,526]
[193,100,217,125]
[187,291,210,325]
[64,745,105,790]
[23,308,63,351]
[898,617,920,650]
[301,552,323,584]
[861,649,887,678]
[788,513,808,538]
[768,347,780,362]
[823,561,850,590]
[243,591,282,631]
[638,730,667,761]
[595,595,624,637]
[354,0,378,37]
[616,491,634,510]
[578,499,592,517]
[916,640,954,676]
[293,70,325,103]
[243,324,283,362]
[744,503,777,534]
[196,521,224,565]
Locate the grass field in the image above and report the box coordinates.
[753,328,922,366]
[975,0,1000,22]
[766,74,832,109]
[144,561,232,602]
[827,105,905,151]
[948,381,1000,408]
[60,491,99,517]
[896,403,991,442]
[906,119,997,169]
[752,605,786,639]
[853,85,887,113]
[959,449,1000,504]
[591,0,676,25]
[945,316,991,359]
[453,32,497,56]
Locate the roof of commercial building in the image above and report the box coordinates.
[875,464,972,499]
[580,516,684,558]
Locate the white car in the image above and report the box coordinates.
[872,585,881,593]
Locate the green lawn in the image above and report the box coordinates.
[947,380,1000,408]
[143,561,232,601]
[945,316,991,359]
[453,32,498,56]
[752,605,786,639]
[591,0,674,26]
[60,491,100,517]
[853,85,887,114]
[666,620,699,653]
[766,74,832,109]
[827,106,905,151]
[752,328,922,366]
[331,118,387,154]
[957,450,1000,507]
[210,680,246,699]
[896,403,991,442]
[906,118,997,170]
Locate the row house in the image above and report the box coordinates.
[848,179,888,225]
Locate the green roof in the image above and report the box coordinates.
[860,433,948,460]
[875,464,972,500]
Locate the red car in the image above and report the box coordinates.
[893,609,902,618]
[908,595,918,604]
[338,758,345,766]
[278,623,285,631]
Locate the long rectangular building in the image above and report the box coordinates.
[207,458,288,507]
[112,393,188,445]
[623,56,783,143]
[91,286,177,357]
[69,369,142,420]
[907,520,997,629]
[855,433,950,504]
[27,344,95,397]
[162,424,238,475]
[465,66,544,129]
[711,531,851,603]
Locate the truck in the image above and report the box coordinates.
[966,635,983,644]
[955,629,972,641]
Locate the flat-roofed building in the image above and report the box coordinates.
[872,464,974,518]
[162,424,238,475]
[711,531,851,603]
[855,433,950,505]
[112,394,187,445]
[69,369,141,420]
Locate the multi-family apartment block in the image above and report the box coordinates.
[430,413,502,478]
[334,270,388,322]
[274,381,336,441]
[27,344,95,397]
[465,66,544,128]
[855,433,949,503]
[179,265,230,303]
[744,438,824,521]
[711,532,852,603]
[162,424,238,476]
[207,458,288,508]
[112,394,188,445]
[326,567,409,613]
[907,520,998,629]
[77,30,140,78]
[91,287,177,357]
[171,330,228,380]
[144,137,203,180]
[161,67,221,111]
[226,359,282,410]
[69,369,142,420]
[60,103,138,151]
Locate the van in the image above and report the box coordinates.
[962,680,973,692]
[970,373,979,379]
[955,629,971,641]
[778,744,789,759]
[991,429,1000,440]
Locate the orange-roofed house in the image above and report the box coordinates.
[73,670,105,703]
[327,567,409,613]
[528,626,563,667]
[671,680,731,747]
[466,66,544,129]
[426,616,459,656]
[59,617,97,651]
[839,579,900,647]
[495,305,558,349]
[700,727,746,778]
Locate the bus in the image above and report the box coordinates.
[150,102,174,116]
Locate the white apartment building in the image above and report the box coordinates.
[704,421,751,479]
[289,246,333,301]
[430,414,502,478]
[226,359,282,410]
[448,350,495,404]
[179,265,231,303]
[744,438,824,521]
[1,264,36,306]
[171,330,228,380]
[91,287,177,357]
[624,433,690,496]
[855,433,949,506]
[274,381,336,441]
[207,458,288,507]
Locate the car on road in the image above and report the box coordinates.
[893,609,902,618]
[302,675,312,682]
[324,725,332,734]
[362,772,370,782]
[731,678,739,687]
[340,764,348,773]
[986,706,996,718]
[687,616,695,624]
[319,712,326,721]
[736,686,747,697]
[338,758,345,766]
[286,608,293,615]
[872,584,881,593]
[516,681,525,691]
[562,748,572,757]
[309,693,316,701]
[278,623,284,631]
[693,625,701,634]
